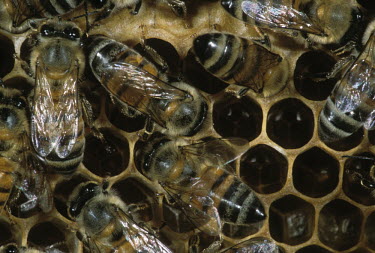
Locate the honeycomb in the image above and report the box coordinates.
[0,0,374,252]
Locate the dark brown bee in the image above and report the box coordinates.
[140,137,266,236]
[86,35,207,136]
[192,33,288,97]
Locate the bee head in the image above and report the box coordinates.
[68,182,100,219]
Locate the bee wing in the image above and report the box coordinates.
[180,138,249,166]
[221,237,281,253]
[165,185,222,236]
[241,1,325,35]
[114,207,173,253]
[54,66,80,159]
[0,157,17,213]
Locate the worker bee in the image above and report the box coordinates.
[86,35,207,136]
[0,0,142,34]
[318,30,375,143]
[192,33,288,97]
[0,86,52,216]
[67,181,173,253]
[221,0,365,48]
[139,137,266,235]
[23,20,85,174]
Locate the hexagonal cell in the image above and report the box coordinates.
[267,98,314,149]
[343,153,375,206]
[83,128,130,177]
[294,51,337,101]
[54,175,88,220]
[133,38,181,79]
[0,34,15,78]
[112,178,154,223]
[222,222,264,239]
[240,144,288,194]
[348,248,373,253]
[28,222,66,249]
[365,211,375,250]
[3,77,33,96]
[213,95,262,141]
[321,127,364,152]
[368,129,375,145]
[296,245,333,253]
[105,95,147,133]
[0,220,12,244]
[293,147,339,198]
[269,195,314,245]
[318,199,363,251]
[183,51,229,94]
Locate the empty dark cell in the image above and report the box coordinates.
[105,96,147,133]
[183,51,229,94]
[28,222,65,247]
[293,147,339,198]
[343,153,375,206]
[240,144,288,194]
[368,129,375,145]
[294,51,337,101]
[318,199,363,251]
[83,128,129,177]
[3,77,33,96]
[213,95,262,140]
[365,211,375,250]
[357,0,375,10]
[267,98,314,149]
[0,221,12,244]
[0,35,15,78]
[296,245,332,253]
[322,127,363,151]
[348,248,372,253]
[112,178,153,222]
[133,38,181,79]
[269,195,314,245]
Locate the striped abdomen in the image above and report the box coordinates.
[319,61,375,143]
[182,166,266,225]
[221,0,253,24]
[193,33,282,93]
[0,157,16,210]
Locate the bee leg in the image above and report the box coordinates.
[138,117,155,141]
[127,202,150,215]
[332,41,357,56]
[165,0,187,18]
[253,27,271,48]
[226,85,249,98]
[94,2,115,22]
[130,0,142,15]
[326,55,356,79]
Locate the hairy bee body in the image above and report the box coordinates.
[87,35,207,136]
[221,0,364,47]
[0,244,42,253]
[318,31,375,143]
[193,33,288,97]
[68,182,172,253]
[141,138,266,227]
[26,20,85,174]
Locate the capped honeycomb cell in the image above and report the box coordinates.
[294,51,338,101]
[318,199,363,251]
[269,195,314,245]
[296,245,333,253]
[343,153,375,206]
[240,144,288,194]
[213,95,262,140]
[365,211,375,250]
[0,34,14,78]
[83,128,130,177]
[267,98,314,149]
[293,147,339,198]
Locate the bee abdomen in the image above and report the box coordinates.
[40,0,84,17]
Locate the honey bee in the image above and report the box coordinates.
[0,86,52,216]
[221,0,365,47]
[140,137,266,234]
[192,33,288,97]
[318,30,375,143]
[86,35,207,136]
[67,181,173,253]
[0,243,66,253]
[25,20,85,174]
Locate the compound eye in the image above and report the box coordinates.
[41,24,54,36]
[91,0,107,9]
[5,245,19,253]
[64,27,80,40]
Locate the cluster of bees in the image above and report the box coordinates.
[0,0,373,252]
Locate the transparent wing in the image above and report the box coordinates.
[99,62,190,101]
[31,63,56,157]
[54,66,80,159]
[164,184,222,236]
[222,237,281,253]
[115,206,173,253]
[241,0,325,35]
[180,138,249,167]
